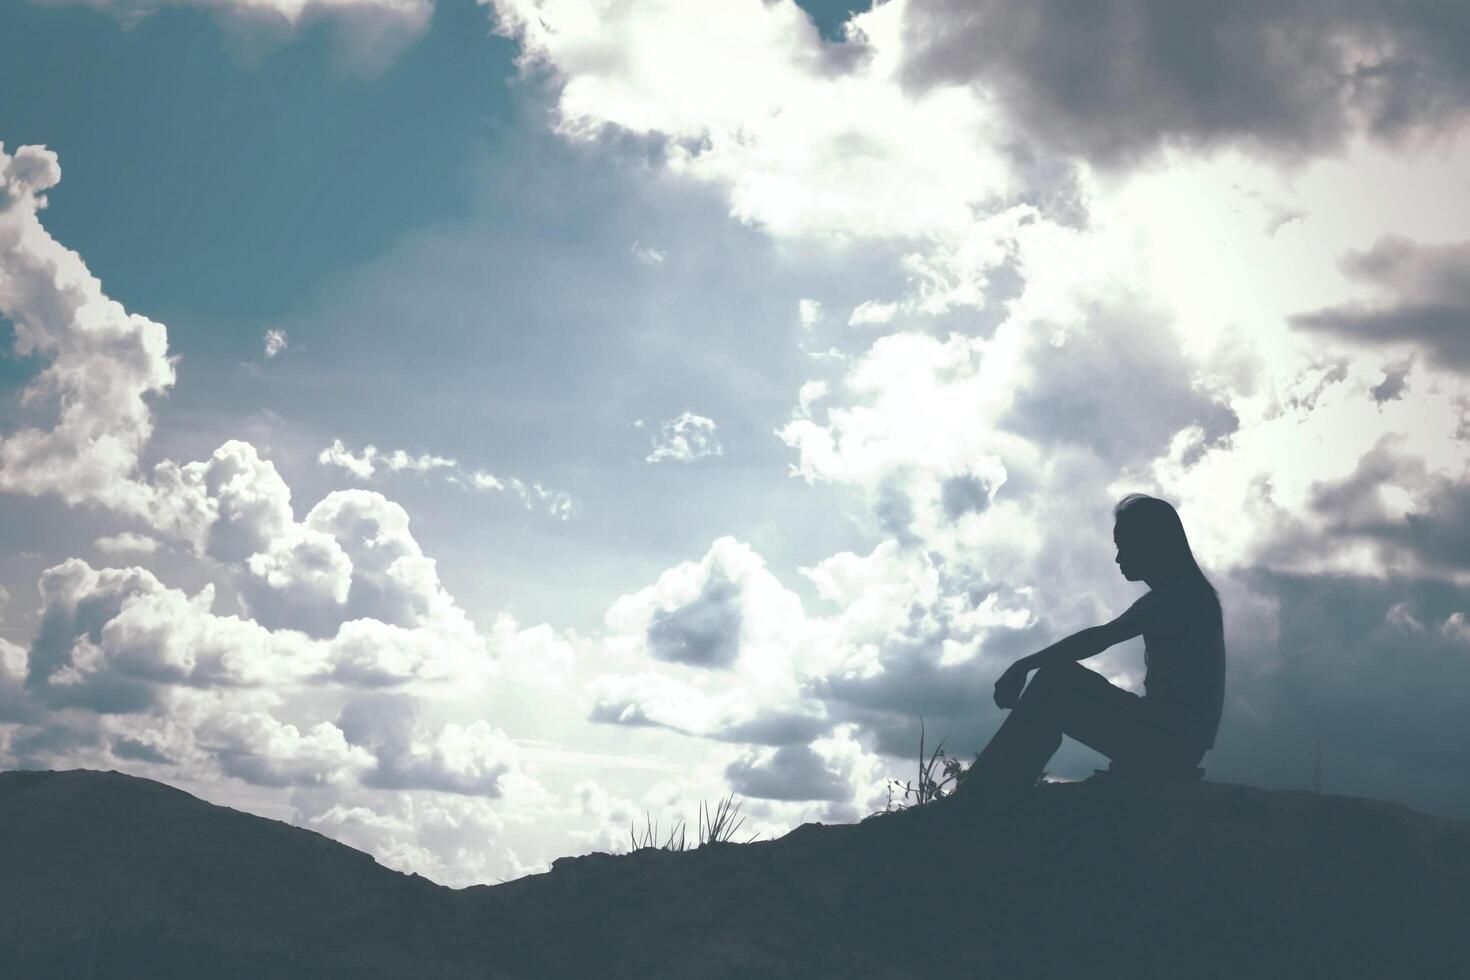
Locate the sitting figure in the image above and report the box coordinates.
[961,493,1225,801]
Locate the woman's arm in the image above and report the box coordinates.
[1019,625,1113,672]
[1022,604,1148,670]
[992,600,1151,709]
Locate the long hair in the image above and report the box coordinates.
[1113,493,1221,617]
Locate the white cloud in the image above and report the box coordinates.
[200,707,373,788]
[24,560,326,715]
[263,327,288,359]
[589,529,1040,783]
[275,490,478,645]
[561,777,645,857]
[587,670,721,735]
[0,635,35,723]
[643,411,722,464]
[606,537,757,664]
[0,145,485,655]
[317,439,456,478]
[631,241,666,265]
[795,379,828,418]
[319,439,579,520]
[847,300,898,326]
[299,785,534,887]
[486,0,1021,313]
[797,298,822,328]
[484,613,578,693]
[0,144,174,517]
[593,537,841,740]
[54,0,435,72]
[0,146,523,856]
[585,522,1041,780]
[0,226,477,642]
[147,444,472,655]
[94,532,160,555]
[10,553,531,802]
[463,470,580,521]
[337,693,529,796]
[317,438,378,480]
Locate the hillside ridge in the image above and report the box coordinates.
[3,768,1468,978]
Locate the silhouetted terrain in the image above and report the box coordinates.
[3,769,1468,978]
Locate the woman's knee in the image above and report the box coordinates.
[1017,663,1082,712]
[1028,661,1089,694]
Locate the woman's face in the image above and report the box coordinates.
[1113,523,1146,581]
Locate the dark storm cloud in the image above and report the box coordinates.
[1370,359,1412,404]
[719,711,835,746]
[941,473,991,521]
[1236,433,1470,581]
[1292,237,1470,372]
[1005,302,1239,465]
[112,735,174,764]
[1300,436,1470,577]
[646,569,744,669]
[1213,568,1470,817]
[6,719,103,768]
[725,743,850,802]
[900,0,1470,164]
[1338,318,1466,368]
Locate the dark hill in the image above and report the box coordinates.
[2,769,1468,978]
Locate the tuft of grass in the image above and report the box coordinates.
[698,794,759,845]
[868,713,1059,821]
[884,714,967,812]
[629,813,687,852]
[627,794,760,852]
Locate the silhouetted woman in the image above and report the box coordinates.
[962,493,1225,798]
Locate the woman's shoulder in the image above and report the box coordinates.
[1143,580,1219,626]
[1150,578,1214,603]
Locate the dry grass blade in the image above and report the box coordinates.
[629,813,657,852]
[626,796,761,853]
[699,794,753,845]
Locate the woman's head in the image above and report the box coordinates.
[1112,493,1215,599]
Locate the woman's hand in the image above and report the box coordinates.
[993,660,1031,710]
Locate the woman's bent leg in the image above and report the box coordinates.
[965,662,1171,795]
[965,662,1086,794]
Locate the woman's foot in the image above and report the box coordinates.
[948,772,1031,814]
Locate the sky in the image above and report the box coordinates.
[1,0,1467,886]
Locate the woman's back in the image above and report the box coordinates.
[1138,580,1225,751]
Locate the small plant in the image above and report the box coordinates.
[698,794,760,845]
[629,813,687,852]
[885,714,967,812]
[627,793,760,853]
